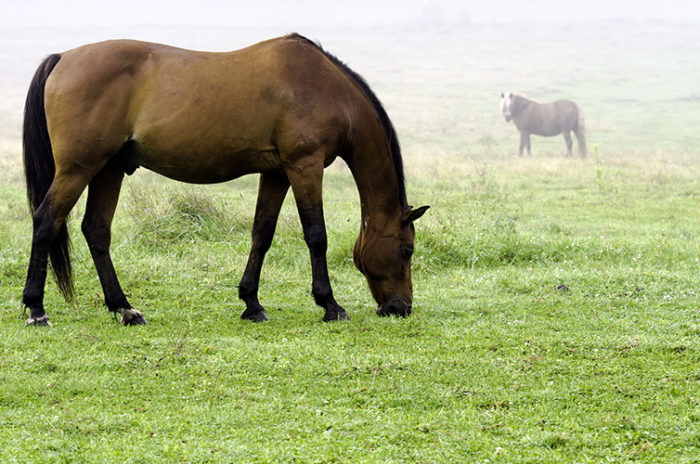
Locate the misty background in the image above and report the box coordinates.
[4,0,700,27]
[2,0,700,163]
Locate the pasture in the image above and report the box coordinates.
[1,20,699,462]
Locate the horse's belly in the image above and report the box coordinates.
[531,128,561,137]
[134,145,282,184]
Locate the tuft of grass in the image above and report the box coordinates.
[125,186,242,244]
[593,144,609,194]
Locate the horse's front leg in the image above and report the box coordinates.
[518,132,528,157]
[239,172,290,322]
[525,133,532,156]
[285,158,349,322]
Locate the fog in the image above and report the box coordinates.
[2,0,700,158]
[3,0,700,27]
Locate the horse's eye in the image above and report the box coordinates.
[401,246,414,260]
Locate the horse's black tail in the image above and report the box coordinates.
[23,53,74,300]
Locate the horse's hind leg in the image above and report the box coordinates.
[239,172,290,322]
[574,128,587,158]
[23,171,91,326]
[82,161,146,325]
[563,131,573,157]
[23,200,62,326]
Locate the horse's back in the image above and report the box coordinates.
[46,37,315,129]
[517,98,580,136]
[552,99,580,118]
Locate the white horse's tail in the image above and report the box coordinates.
[574,103,586,157]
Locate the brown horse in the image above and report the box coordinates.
[22,34,428,326]
[500,93,586,157]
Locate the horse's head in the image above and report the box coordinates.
[353,205,429,317]
[500,92,513,122]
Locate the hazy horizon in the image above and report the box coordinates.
[2,0,699,156]
[3,0,700,29]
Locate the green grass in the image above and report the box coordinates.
[1,21,700,463]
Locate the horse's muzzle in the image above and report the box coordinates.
[376,300,412,318]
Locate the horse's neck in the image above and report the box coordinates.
[512,96,533,116]
[344,142,404,225]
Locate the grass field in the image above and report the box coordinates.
[0,20,699,463]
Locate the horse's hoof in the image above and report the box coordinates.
[376,307,391,317]
[323,311,350,322]
[241,310,270,322]
[118,308,148,326]
[25,315,52,327]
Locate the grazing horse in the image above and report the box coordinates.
[21,34,429,326]
[500,93,586,157]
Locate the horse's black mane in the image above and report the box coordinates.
[287,33,408,210]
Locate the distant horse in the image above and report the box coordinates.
[21,34,429,326]
[500,93,586,157]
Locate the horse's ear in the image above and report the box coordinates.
[501,92,504,98]
[402,206,430,224]
[509,92,513,98]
